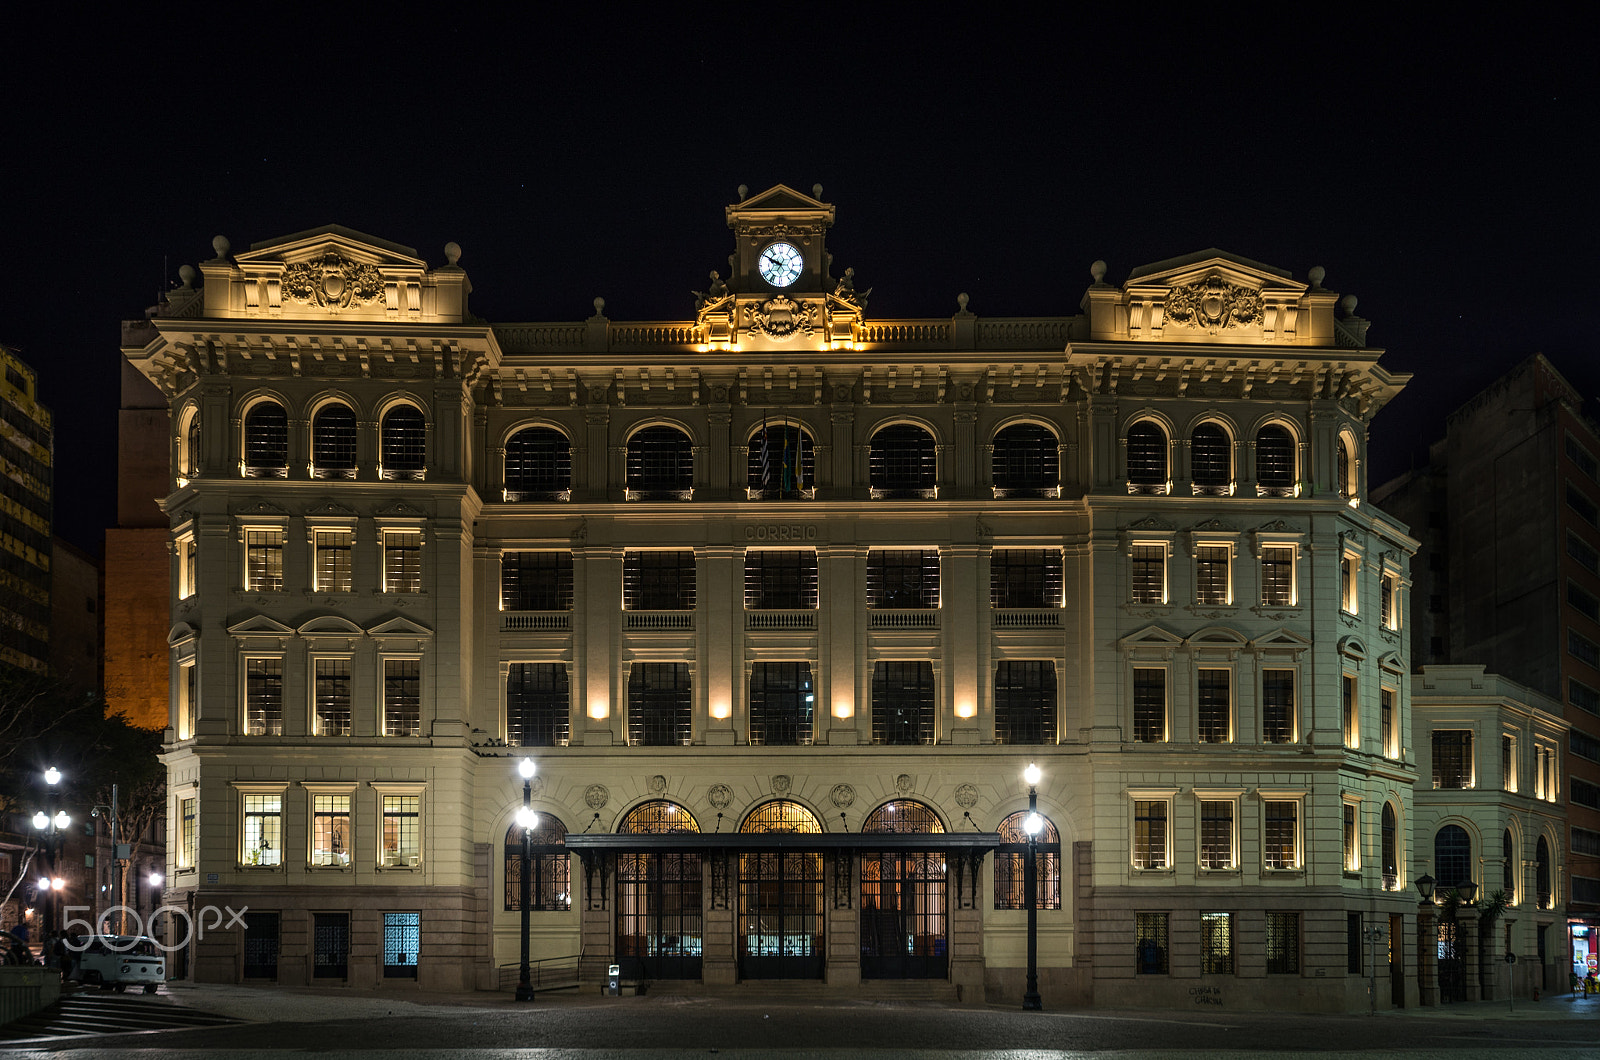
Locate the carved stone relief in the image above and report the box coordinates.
[584,784,609,810]
[771,774,792,795]
[281,252,385,310]
[707,783,733,810]
[829,784,855,808]
[1164,277,1265,329]
[954,783,980,809]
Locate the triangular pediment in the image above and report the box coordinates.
[1119,624,1183,650]
[368,616,433,637]
[734,184,829,213]
[236,225,425,269]
[1252,627,1312,652]
[298,616,365,637]
[227,614,295,636]
[1126,249,1300,294]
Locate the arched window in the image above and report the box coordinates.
[1434,824,1472,890]
[738,800,824,977]
[1537,835,1552,908]
[859,799,947,978]
[1503,829,1517,898]
[862,799,944,834]
[994,811,1061,910]
[1381,804,1398,890]
[179,408,201,480]
[242,401,288,478]
[311,403,357,479]
[503,815,570,911]
[504,427,571,500]
[1337,434,1355,500]
[617,802,701,980]
[1126,421,1168,493]
[1190,423,1232,494]
[741,799,822,834]
[1255,424,1296,495]
[869,423,937,499]
[381,405,426,480]
[992,423,1059,498]
[746,421,815,498]
[620,800,701,834]
[627,425,693,499]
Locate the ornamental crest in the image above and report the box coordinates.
[583,784,609,810]
[829,783,855,808]
[707,784,733,809]
[1165,277,1265,329]
[953,783,980,809]
[281,251,385,310]
[746,295,817,340]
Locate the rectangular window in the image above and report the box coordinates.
[1133,799,1169,869]
[1570,434,1600,480]
[1263,800,1299,870]
[1575,877,1600,905]
[1201,912,1233,975]
[313,530,353,592]
[313,913,350,979]
[1196,669,1230,743]
[1569,581,1600,622]
[383,911,420,979]
[1348,913,1363,974]
[245,657,283,736]
[1432,729,1473,788]
[1261,545,1295,606]
[381,795,421,867]
[1567,485,1599,527]
[1343,802,1360,872]
[866,549,939,609]
[501,551,574,611]
[745,550,819,610]
[1381,687,1397,758]
[990,549,1063,609]
[507,663,570,747]
[1266,912,1300,974]
[1341,674,1357,748]
[1132,668,1166,743]
[177,659,197,740]
[1572,728,1600,764]
[749,661,815,746]
[871,660,935,746]
[1195,545,1231,606]
[1536,745,1559,802]
[384,659,421,737]
[1574,827,1600,858]
[1570,531,1600,575]
[1571,630,1600,669]
[627,662,692,746]
[994,660,1056,745]
[177,534,197,599]
[1572,678,1600,715]
[623,550,697,610]
[1503,734,1517,792]
[179,796,197,869]
[1130,544,1166,604]
[1262,669,1295,744]
[1199,800,1235,870]
[312,794,350,867]
[1135,912,1169,974]
[314,658,352,736]
[1340,555,1357,613]
[1381,574,1397,629]
[245,529,284,591]
[242,793,283,866]
[1575,777,1600,810]
[383,530,422,593]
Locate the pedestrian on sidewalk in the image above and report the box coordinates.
[1573,970,1583,997]
[1586,970,1598,997]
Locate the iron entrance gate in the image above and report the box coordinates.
[860,850,947,979]
[1438,917,1466,1003]
[616,852,703,979]
[739,851,824,979]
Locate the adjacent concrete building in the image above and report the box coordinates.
[0,344,52,675]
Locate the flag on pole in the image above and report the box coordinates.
[781,426,793,493]
[759,413,772,488]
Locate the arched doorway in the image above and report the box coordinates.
[860,800,947,979]
[616,801,702,979]
[738,799,824,979]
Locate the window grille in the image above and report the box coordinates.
[869,423,937,498]
[501,551,573,611]
[620,800,701,834]
[380,405,426,480]
[383,530,422,593]
[503,815,570,911]
[314,658,351,736]
[870,661,935,745]
[1190,424,1231,493]
[993,811,1061,910]
[242,794,282,866]
[312,795,350,867]
[746,423,815,497]
[1197,669,1230,743]
[744,550,818,609]
[507,663,569,747]
[1381,804,1397,890]
[861,799,944,834]
[1261,546,1295,606]
[1132,668,1165,743]
[741,799,822,834]
[382,912,419,978]
[628,662,692,746]
[1133,800,1167,869]
[1432,729,1472,788]
[1263,801,1298,869]
[504,427,571,499]
[382,797,420,865]
[243,402,288,477]
[246,658,283,735]
[1199,800,1233,869]
[246,529,284,591]
[623,550,696,610]
[994,660,1056,745]
[311,404,357,478]
[627,425,694,497]
[1201,912,1233,974]
[1255,425,1295,493]
[1434,824,1471,888]
[242,911,280,979]
[313,913,349,978]
[315,531,353,592]
[1195,546,1230,605]
[1130,545,1165,603]
[991,423,1058,496]
[1125,421,1167,491]
[990,549,1062,609]
[749,662,814,746]
[866,550,939,609]
[1135,913,1169,974]
[385,660,421,736]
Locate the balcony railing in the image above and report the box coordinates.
[868,610,939,630]
[992,609,1061,629]
[746,610,817,631]
[502,611,572,632]
[624,611,694,631]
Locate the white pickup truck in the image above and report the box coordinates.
[64,935,165,993]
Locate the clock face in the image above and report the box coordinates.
[758,242,804,287]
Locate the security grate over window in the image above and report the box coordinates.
[869,423,937,498]
[1255,425,1296,494]
[1266,912,1299,973]
[991,423,1059,497]
[1190,423,1232,493]
[1126,422,1168,492]
[504,815,570,911]
[627,426,694,498]
[993,811,1061,910]
[311,403,357,479]
[871,661,935,745]
[1202,912,1233,973]
[507,663,569,747]
[243,402,288,478]
[504,427,572,500]
[1135,912,1169,974]
[381,406,426,480]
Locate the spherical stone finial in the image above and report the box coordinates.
[444,241,462,266]
[593,296,606,315]
[1308,265,1326,288]
[737,184,749,201]
[957,292,970,311]
[812,183,824,200]
[1090,260,1107,284]
[1339,294,1359,316]
[212,235,231,260]
[177,264,197,289]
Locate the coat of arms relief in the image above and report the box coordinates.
[282,251,385,310]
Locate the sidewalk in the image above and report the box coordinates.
[1379,992,1600,1020]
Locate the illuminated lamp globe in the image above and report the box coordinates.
[53,811,70,829]
[32,812,48,830]
[518,758,536,780]
[1024,812,1043,838]
[44,767,61,786]
[1023,763,1041,787]
[515,806,539,831]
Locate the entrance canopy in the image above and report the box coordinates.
[567,833,1001,855]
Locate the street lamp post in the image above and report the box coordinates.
[31,767,70,943]
[1022,762,1042,1011]
[515,758,538,1002]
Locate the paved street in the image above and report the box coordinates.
[1,982,1598,1058]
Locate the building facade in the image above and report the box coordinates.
[0,343,53,675]
[126,187,1426,1010]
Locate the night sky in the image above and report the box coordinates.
[3,13,1589,555]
